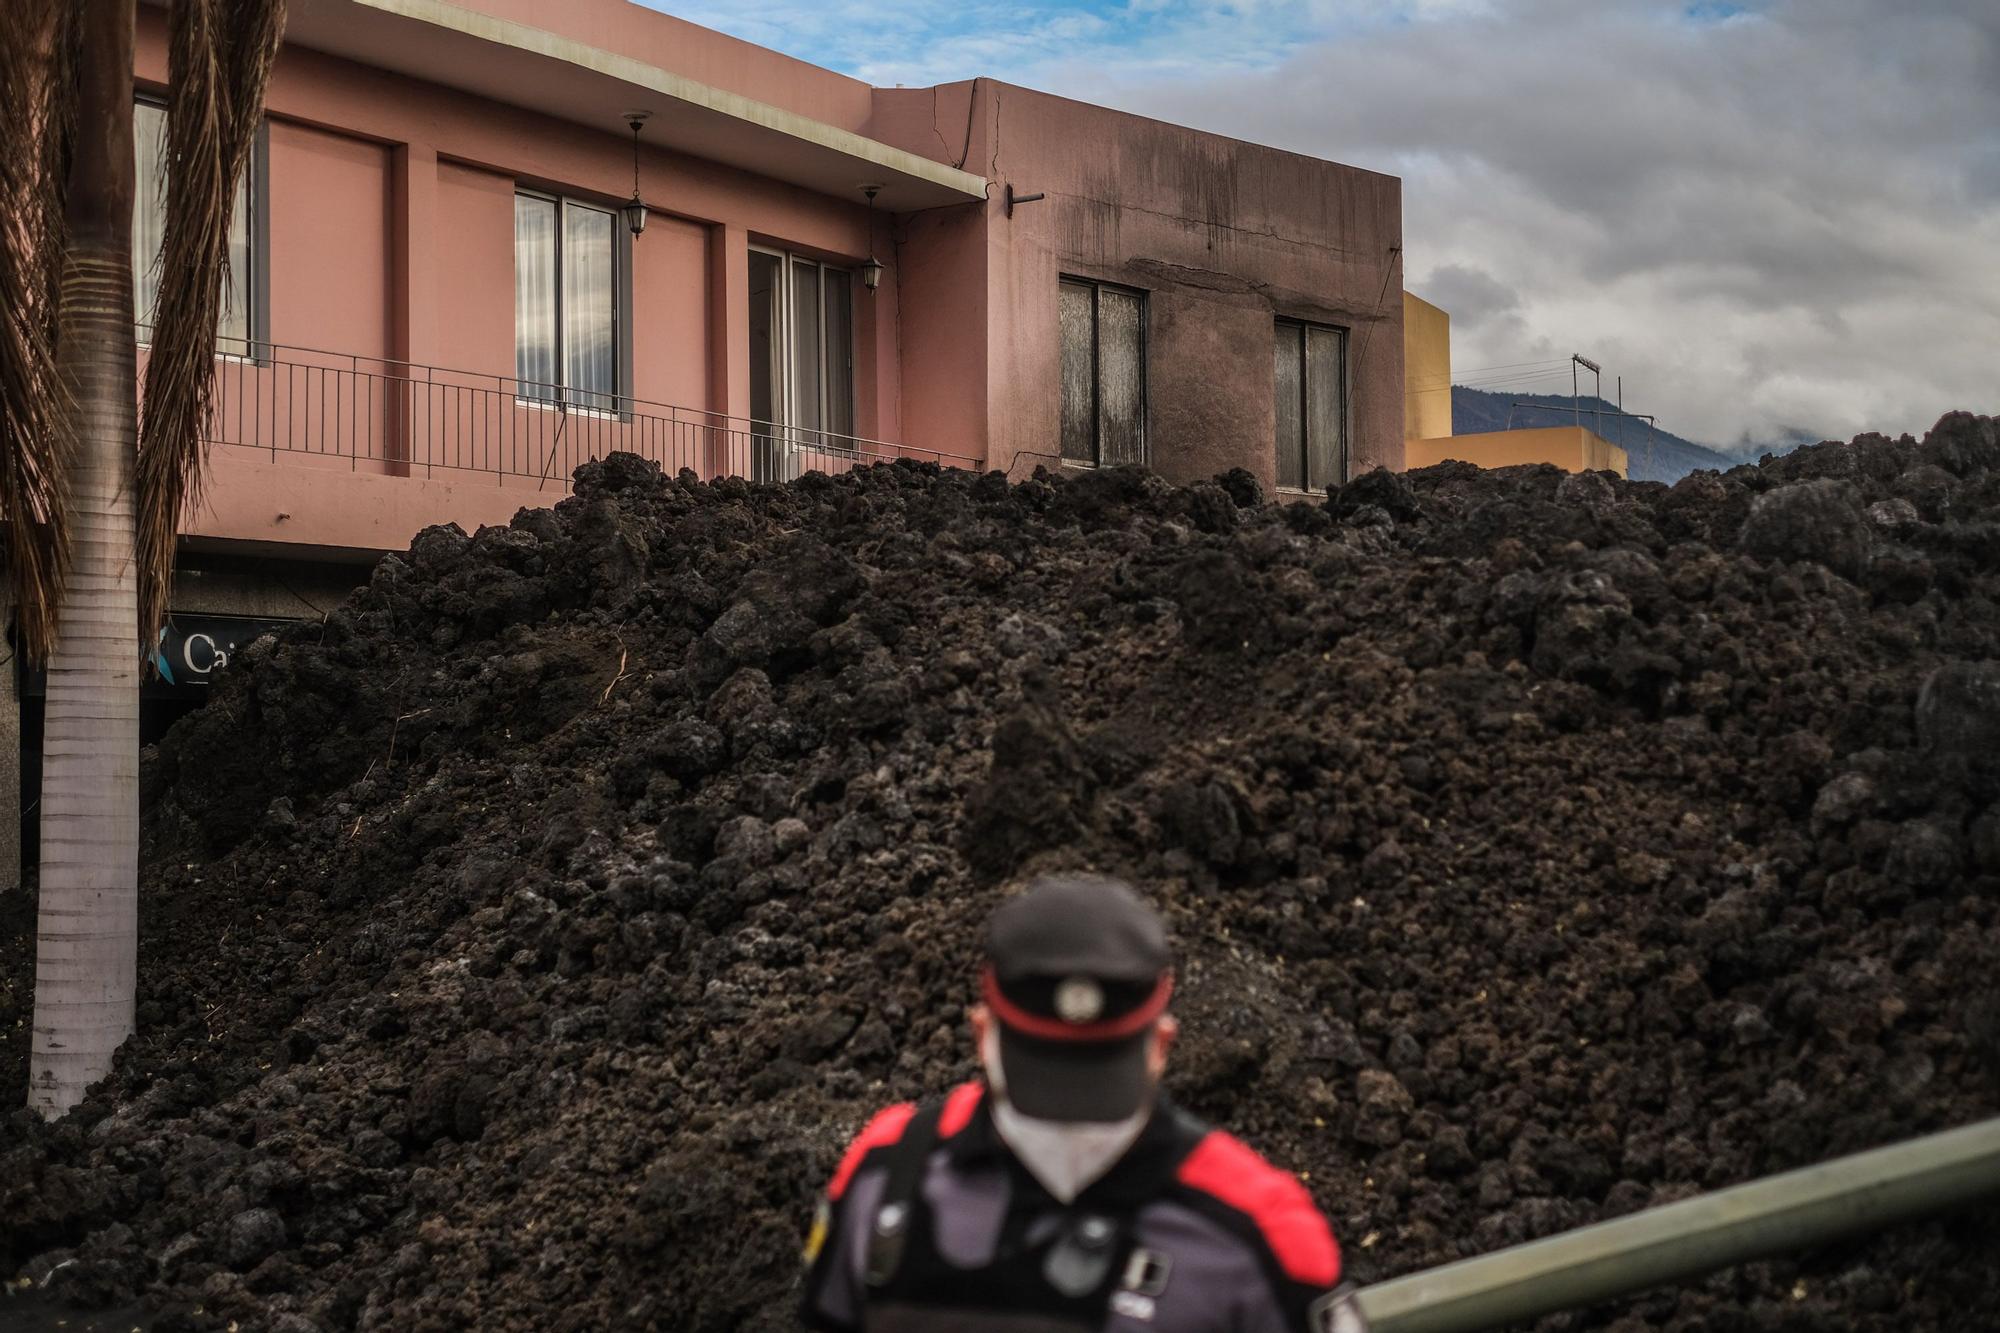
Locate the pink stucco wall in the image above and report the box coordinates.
[432,162,516,381]
[633,216,710,411]
[266,121,393,358]
[466,0,877,132]
[854,210,903,446]
[183,458,564,557]
[878,81,1405,489]
[238,30,888,389]
[895,200,989,466]
[133,3,918,556]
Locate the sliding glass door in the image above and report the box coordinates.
[748,249,854,481]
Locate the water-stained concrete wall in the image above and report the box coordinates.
[881,81,1404,491]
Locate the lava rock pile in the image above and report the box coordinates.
[2,413,1999,1332]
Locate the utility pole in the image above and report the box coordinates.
[1572,354,1601,434]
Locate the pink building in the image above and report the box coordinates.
[4,0,1407,880]
[149,0,1405,547]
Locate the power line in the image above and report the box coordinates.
[1410,378,1573,402]
[1408,358,1560,378]
[1350,244,1404,390]
[1404,362,1572,391]
[1408,370,1576,396]
[1442,370,1576,391]
[1454,366,1574,384]
[1408,371,1572,394]
[1430,357,1569,379]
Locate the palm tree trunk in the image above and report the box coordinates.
[29,0,139,1118]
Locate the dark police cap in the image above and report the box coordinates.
[982,874,1174,1122]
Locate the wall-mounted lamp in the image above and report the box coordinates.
[621,112,651,237]
[859,184,884,291]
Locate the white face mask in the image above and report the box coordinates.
[981,1025,1152,1204]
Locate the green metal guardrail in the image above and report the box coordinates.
[1355,1116,2000,1333]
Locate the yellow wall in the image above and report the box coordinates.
[1403,291,1452,441]
[1578,430,1627,475]
[1406,426,1628,478]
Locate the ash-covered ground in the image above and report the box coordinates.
[4,413,1998,1331]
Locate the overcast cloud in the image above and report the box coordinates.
[658,1,2000,449]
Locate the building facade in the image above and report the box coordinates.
[1406,427,1629,477]
[3,0,1407,884]
[1403,291,1452,444]
[143,0,1406,557]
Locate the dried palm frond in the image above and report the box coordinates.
[0,0,77,664]
[136,0,286,638]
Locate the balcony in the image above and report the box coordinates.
[152,336,980,558]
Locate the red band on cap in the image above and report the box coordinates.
[982,965,1174,1042]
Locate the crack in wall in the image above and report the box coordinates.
[928,86,951,163]
[952,78,980,171]
[988,89,1003,182]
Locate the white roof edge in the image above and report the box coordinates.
[353,0,989,203]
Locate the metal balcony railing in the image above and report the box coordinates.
[139,332,981,489]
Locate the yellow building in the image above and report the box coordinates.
[1401,288,1627,477]
[1403,292,1453,442]
[1406,426,1627,476]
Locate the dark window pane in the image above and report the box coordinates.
[513,193,558,402]
[749,250,782,480]
[749,252,780,425]
[1097,287,1144,466]
[1274,321,1304,491]
[1306,324,1346,490]
[824,270,854,439]
[1059,280,1095,462]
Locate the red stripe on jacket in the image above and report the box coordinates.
[828,1103,915,1201]
[938,1081,984,1136]
[826,1083,985,1201]
[1176,1130,1341,1287]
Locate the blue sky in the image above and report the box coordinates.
[638,1,1998,448]
[638,1,1426,89]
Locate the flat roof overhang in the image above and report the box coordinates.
[275,0,989,212]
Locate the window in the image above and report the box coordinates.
[133,97,259,357]
[1274,317,1348,491]
[748,249,854,481]
[1059,277,1145,466]
[515,191,622,413]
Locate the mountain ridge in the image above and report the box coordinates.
[1449,386,1742,483]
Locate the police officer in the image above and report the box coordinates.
[803,873,1368,1332]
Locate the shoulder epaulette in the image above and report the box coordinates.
[1175,1129,1341,1287]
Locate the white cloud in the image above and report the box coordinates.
[1036,0,2000,446]
[651,0,2000,446]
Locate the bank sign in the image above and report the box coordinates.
[16,614,296,700]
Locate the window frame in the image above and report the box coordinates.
[513,187,633,416]
[1274,315,1351,492]
[748,243,856,444]
[132,90,270,365]
[1058,275,1149,468]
